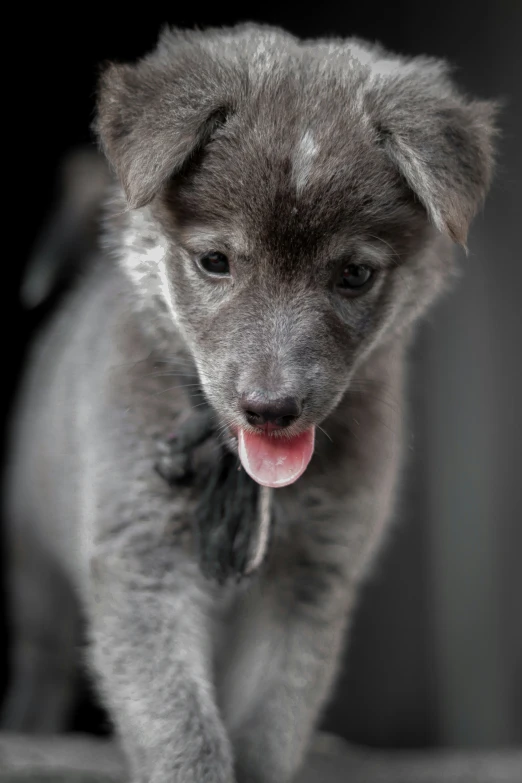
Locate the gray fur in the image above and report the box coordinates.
[3,23,497,783]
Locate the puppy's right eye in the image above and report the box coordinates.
[198,251,230,276]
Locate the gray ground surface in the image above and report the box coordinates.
[1,733,521,782]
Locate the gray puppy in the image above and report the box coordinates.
[2,23,497,783]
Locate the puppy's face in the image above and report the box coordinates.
[97,25,496,486]
[163,105,429,430]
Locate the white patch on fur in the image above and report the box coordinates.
[346,41,382,71]
[371,58,403,78]
[116,206,179,322]
[292,130,319,194]
[248,33,281,78]
[246,486,273,575]
[157,257,179,324]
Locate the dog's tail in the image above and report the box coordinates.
[21,146,111,309]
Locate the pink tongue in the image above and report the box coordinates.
[238,427,315,488]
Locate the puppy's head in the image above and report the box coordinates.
[96,25,497,487]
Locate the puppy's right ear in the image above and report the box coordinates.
[94,39,239,209]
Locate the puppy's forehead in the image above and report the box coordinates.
[174,71,409,254]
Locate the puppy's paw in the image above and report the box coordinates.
[148,752,236,783]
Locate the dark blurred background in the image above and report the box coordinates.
[2,1,521,751]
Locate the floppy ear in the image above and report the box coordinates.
[94,31,239,209]
[367,62,499,245]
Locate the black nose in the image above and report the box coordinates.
[240,392,302,430]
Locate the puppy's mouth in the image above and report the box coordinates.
[192,376,317,488]
[236,426,316,489]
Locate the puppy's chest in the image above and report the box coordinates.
[90,346,197,524]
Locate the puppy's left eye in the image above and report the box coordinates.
[337,263,375,295]
[199,251,230,276]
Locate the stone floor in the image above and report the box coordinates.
[1,733,521,782]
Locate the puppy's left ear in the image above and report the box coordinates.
[367,61,499,245]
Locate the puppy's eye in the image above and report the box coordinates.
[199,251,230,276]
[337,263,374,295]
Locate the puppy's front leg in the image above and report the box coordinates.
[87,540,234,783]
[231,556,353,783]
[229,461,399,783]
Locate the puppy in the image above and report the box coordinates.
[2,23,497,783]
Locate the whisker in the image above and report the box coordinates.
[348,382,402,412]
[109,355,154,370]
[145,371,200,379]
[348,392,402,415]
[140,385,205,402]
[317,425,333,443]
[153,358,197,367]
